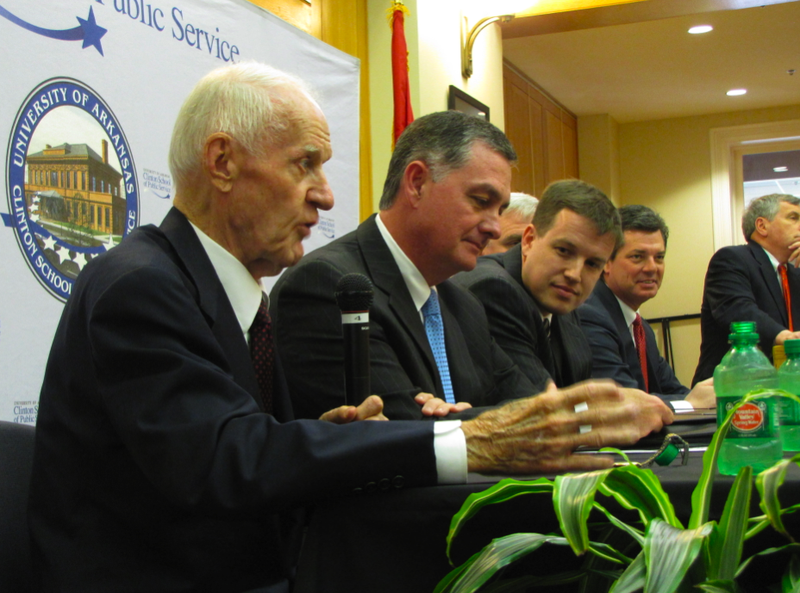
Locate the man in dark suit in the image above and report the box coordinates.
[454,179,620,392]
[271,111,536,420]
[580,206,715,409]
[271,111,672,423]
[693,193,800,383]
[28,64,673,593]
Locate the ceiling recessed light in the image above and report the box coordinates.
[688,25,713,34]
[727,89,747,96]
[775,166,789,173]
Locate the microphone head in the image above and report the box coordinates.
[335,273,374,312]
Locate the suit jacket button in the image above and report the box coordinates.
[365,481,377,494]
[392,476,405,489]
[378,478,391,491]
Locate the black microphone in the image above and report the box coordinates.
[334,273,374,406]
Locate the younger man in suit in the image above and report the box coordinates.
[693,193,800,382]
[580,205,715,409]
[454,179,620,392]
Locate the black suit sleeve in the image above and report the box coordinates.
[75,264,435,513]
[578,302,641,389]
[704,247,786,354]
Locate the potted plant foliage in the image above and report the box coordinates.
[435,390,800,593]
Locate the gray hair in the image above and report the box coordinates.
[168,61,314,192]
[532,179,622,249]
[613,204,669,259]
[742,193,800,241]
[379,111,517,210]
[505,192,539,223]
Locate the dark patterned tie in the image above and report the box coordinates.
[250,296,274,414]
[779,264,794,331]
[422,290,455,404]
[632,313,649,392]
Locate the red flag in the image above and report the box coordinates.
[389,2,414,146]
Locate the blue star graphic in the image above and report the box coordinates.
[76,7,106,56]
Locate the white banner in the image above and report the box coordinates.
[0,0,360,423]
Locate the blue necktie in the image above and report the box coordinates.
[422,290,455,404]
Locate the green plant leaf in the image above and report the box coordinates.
[555,469,614,555]
[694,580,741,593]
[708,465,752,581]
[757,454,800,542]
[442,533,569,593]
[609,550,646,593]
[689,390,791,530]
[782,554,800,593]
[593,500,645,546]
[644,517,713,593]
[599,464,682,529]
[444,477,554,563]
[737,543,800,578]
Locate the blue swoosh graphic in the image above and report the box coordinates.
[0,5,107,55]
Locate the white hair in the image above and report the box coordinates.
[168,61,315,192]
[505,192,539,222]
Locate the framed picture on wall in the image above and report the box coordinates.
[447,85,490,122]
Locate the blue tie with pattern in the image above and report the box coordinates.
[422,290,455,404]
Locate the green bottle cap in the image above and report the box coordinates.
[729,321,759,343]
[655,442,680,466]
[785,339,800,356]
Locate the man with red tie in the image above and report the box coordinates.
[693,193,800,384]
[579,205,715,410]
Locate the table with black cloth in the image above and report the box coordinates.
[294,451,800,593]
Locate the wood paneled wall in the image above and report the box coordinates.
[503,60,578,197]
[245,0,372,219]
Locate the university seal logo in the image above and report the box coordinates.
[6,77,139,301]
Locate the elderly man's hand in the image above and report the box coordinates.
[319,395,388,423]
[415,392,473,417]
[462,380,673,475]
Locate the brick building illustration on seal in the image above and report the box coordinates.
[24,138,124,278]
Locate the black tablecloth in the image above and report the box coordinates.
[294,451,800,592]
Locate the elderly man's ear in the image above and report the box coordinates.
[204,133,240,193]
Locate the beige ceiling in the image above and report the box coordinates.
[501,0,800,123]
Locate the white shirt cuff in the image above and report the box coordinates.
[671,400,694,412]
[433,420,467,484]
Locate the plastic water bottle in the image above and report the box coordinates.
[777,339,800,451]
[714,321,782,475]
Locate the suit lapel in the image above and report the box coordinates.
[357,216,439,379]
[159,208,270,413]
[596,282,648,390]
[502,245,557,376]
[749,242,788,326]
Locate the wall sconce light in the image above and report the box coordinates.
[461,14,515,78]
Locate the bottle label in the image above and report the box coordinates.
[718,397,777,438]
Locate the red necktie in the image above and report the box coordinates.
[250,296,274,414]
[632,313,649,392]
[779,264,794,332]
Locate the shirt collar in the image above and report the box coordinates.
[761,245,781,272]
[614,294,639,328]
[376,212,432,313]
[189,222,264,337]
